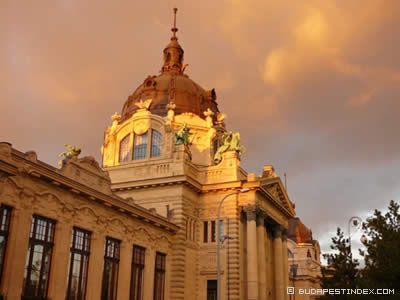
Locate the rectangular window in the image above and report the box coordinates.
[66,227,91,300]
[150,130,162,158]
[211,221,216,242]
[218,220,224,241]
[207,280,217,300]
[0,205,12,285]
[130,245,145,300]
[153,252,166,300]
[23,215,56,298]
[101,237,120,300]
[203,221,208,243]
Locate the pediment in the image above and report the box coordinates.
[261,177,295,216]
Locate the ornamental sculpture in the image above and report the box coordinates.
[214,131,245,164]
[175,123,193,160]
[135,98,152,110]
[58,144,81,167]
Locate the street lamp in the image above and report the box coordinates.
[217,188,250,300]
[348,216,362,250]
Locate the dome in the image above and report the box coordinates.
[120,8,219,122]
[120,73,219,122]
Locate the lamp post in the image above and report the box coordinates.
[348,216,362,250]
[217,188,250,300]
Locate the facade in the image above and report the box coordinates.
[0,9,322,300]
[101,13,296,300]
[0,143,177,300]
[287,218,321,300]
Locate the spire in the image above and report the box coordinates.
[171,7,178,39]
[162,7,184,74]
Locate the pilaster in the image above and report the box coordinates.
[117,241,132,298]
[48,221,73,300]
[86,232,105,300]
[143,248,156,300]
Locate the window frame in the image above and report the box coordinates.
[203,221,208,243]
[0,204,12,285]
[66,227,91,300]
[133,132,149,160]
[23,214,56,299]
[129,245,146,300]
[119,134,131,163]
[150,129,162,158]
[101,237,121,300]
[153,252,166,300]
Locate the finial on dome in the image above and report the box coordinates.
[171,8,178,39]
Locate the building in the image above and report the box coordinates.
[0,9,318,300]
[287,218,322,300]
[0,143,177,300]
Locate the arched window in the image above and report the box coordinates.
[151,130,162,158]
[119,135,130,162]
[133,132,148,160]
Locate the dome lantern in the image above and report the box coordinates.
[162,8,184,74]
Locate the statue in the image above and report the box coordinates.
[167,102,176,125]
[135,98,152,110]
[175,123,193,160]
[58,144,81,167]
[203,108,214,128]
[214,131,245,164]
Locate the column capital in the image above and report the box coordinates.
[272,225,283,239]
[256,210,267,226]
[281,228,288,241]
[243,204,258,222]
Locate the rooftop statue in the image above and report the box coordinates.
[135,99,152,110]
[58,144,81,167]
[214,131,245,164]
[175,123,193,160]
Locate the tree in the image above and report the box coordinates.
[359,200,400,295]
[320,228,360,299]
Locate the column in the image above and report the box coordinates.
[273,226,284,300]
[257,213,267,300]
[281,229,289,300]
[143,248,156,300]
[47,221,73,299]
[246,207,258,300]
[86,232,105,300]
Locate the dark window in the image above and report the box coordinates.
[23,215,56,299]
[0,205,12,285]
[119,135,131,163]
[151,130,162,158]
[133,132,148,160]
[130,246,145,300]
[211,221,216,242]
[101,237,120,300]
[218,220,224,241]
[207,280,217,300]
[66,227,91,300]
[153,252,166,300]
[203,221,208,243]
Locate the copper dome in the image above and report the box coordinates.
[120,73,219,122]
[120,11,219,122]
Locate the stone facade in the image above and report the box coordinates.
[0,143,177,300]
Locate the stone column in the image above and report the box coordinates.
[273,226,284,300]
[257,213,267,300]
[281,229,289,300]
[246,206,259,300]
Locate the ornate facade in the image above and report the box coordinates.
[0,9,321,300]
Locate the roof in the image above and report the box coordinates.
[288,217,314,243]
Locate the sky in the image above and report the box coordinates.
[1,0,400,261]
